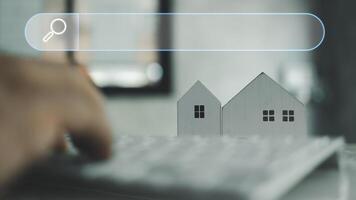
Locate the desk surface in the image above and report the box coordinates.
[5,145,356,200]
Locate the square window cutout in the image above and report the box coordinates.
[283,110,295,122]
[194,105,205,119]
[263,109,275,122]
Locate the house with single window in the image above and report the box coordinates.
[177,73,307,137]
[222,73,307,137]
[177,81,221,136]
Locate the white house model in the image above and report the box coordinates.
[177,81,222,136]
[177,73,307,137]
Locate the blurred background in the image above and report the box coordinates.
[0,0,355,141]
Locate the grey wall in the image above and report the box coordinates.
[0,0,43,56]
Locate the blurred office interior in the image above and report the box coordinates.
[0,0,355,142]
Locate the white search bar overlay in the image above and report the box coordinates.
[25,13,325,52]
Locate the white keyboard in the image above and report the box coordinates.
[25,135,344,200]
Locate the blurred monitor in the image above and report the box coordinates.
[68,0,172,95]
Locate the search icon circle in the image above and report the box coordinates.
[42,18,67,43]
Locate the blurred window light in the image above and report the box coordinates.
[278,61,315,104]
[89,63,163,88]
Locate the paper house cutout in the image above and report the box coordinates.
[223,73,307,137]
[177,81,222,136]
[177,73,307,137]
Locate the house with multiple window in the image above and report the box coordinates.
[177,73,307,137]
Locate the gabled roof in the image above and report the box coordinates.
[224,72,304,107]
[178,81,221,104]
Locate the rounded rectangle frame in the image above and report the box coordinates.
[25,13,325,52]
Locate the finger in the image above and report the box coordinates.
[61,99,113,160]
[69,118,112,160]
[58,69,113,160]
[76,63,92,81]
[54,133,69,153]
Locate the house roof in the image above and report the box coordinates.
[178,81,221,104]
[224,72,305,107]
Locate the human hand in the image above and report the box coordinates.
[0,55,112,187]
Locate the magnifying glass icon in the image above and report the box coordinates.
[42,18,67,43]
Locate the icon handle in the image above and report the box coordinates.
[42,32,54,43]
